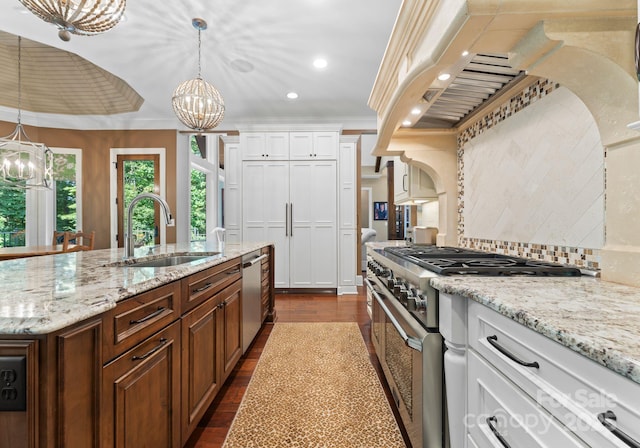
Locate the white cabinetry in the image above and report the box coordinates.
[393,157,438,204]
[242,161,290,287]
[289,161,337,287]
[290,131,339,160]
[240,132,289,160]
[222,136,242,243]
[439,293,640,448]
[337,137,358,293]
[240,126,344,290]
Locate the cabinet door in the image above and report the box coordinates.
[265,132,289,159]
[102,321,181,448]
[338,142,357,229]
[180,296,221,442]
[240,133,266,160]
[393,157,409,203]
[223,140,242,239]
[289,132,313,159]
[242,161,290,288]
[313,132,338,159]
[220,280,242,381]
[290,132,338,160]
[289,161,337,287]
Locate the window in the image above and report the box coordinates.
[0,148,81,247]
[189,135,218,242]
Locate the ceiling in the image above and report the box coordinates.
[0,1,401,131]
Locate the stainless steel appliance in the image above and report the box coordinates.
[365,245,581,448]
[242,250,268,353]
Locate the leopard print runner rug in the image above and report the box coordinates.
[222,322,406,448]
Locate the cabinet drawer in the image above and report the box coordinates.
[181,258,242,313]
[468,350,587,447]
[468,300,640,447]
[103,281,181,362]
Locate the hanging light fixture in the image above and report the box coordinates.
[0,36,53,190]
[18,0,126,42]
[172,18,225,133]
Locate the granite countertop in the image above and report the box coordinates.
[0,241,270,335]
[431,276,640,385]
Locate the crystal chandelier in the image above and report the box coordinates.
[0,36,53,190]
[172,18,225,133]
[18,0,126,41]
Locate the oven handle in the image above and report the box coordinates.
[369,283,423,352]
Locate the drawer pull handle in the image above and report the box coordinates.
[487,335,539,369]
[132,338,168,361]
[193,282,214,293]
[598,410,640,448]
[486,416,512,448]
[226,268,241,275]
[129,306,167,325]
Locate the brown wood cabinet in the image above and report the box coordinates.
[180,291,221,442]
[220,279,242,381]
[180,278,243,444]
[102,320,181,448]
[0,247,274,448]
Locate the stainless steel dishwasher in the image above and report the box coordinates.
[242,250,268,353]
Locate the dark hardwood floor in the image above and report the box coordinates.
[184,287,411,448]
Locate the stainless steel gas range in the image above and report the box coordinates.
[365,244,581,448]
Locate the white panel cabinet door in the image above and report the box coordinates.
[289,132,338,160]
[313,132,338,159]
[393,157,409,203]
[240,133,266,160]
[338,142,357,229]
[242,161,290,287]
[241,132,289,160]
[289,132,314,160]
[223,140,242,242]
[289,161,337,287]
[265,132,290,160]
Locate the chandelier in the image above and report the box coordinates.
[171,18,225,133]
[0,36,53,190]
[18,0,126,41]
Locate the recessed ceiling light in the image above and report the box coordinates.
[461,50,469,56]
[287,92,299,99]
[438,73,451,81]
[313,58,328,69]
[411,108,421,115]
[402,120,412,127]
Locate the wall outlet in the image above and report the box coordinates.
[0,356,26,412]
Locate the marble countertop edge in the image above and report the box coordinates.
[0,241,272,335]
[431,277,640,385]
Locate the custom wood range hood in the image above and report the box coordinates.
[368,0,640,285]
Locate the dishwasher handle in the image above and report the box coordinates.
[243,254,268,269]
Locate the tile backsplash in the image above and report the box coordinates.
[457,80,604,270]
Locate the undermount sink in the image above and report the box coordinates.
[106,252,220,268]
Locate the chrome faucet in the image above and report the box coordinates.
[125,192,175,259]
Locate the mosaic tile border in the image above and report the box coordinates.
[456,79,601,270]
[464,239,600,270]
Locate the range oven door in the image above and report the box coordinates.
[368,277,445,448]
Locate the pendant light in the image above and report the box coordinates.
[18,0,126,42]
[171,18,225,133]
[0,36,53,190]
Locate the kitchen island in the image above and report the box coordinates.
[0,241,274,448]
[432,276,640,448]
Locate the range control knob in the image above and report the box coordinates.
[414,294,427,310]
